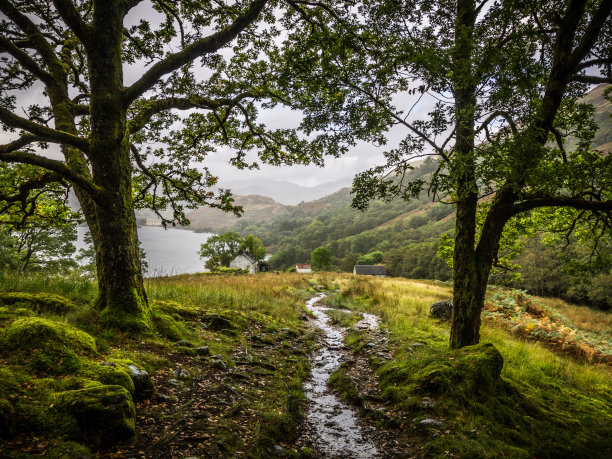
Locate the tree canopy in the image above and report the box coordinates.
[0,0,346,330]
[276,0,612,347]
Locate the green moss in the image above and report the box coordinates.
[152,310,190,341]
[1,317,97,375]
[0,398,14,437]
[0,292,77,315]
[0,306,33,320]
[380,342,503,400]
[81,362,135,394]
[46,441,92,458]
[98,289,152,333]
[53,384,136,447]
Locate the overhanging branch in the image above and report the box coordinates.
[123,0,269,105]
[0,106,89,152]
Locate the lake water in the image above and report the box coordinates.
[76,226,212,277]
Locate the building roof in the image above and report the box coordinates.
[353,265,386,276]
[296,264,311,269]
[235,250,258,264]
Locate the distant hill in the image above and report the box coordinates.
[186,194,288,232]
[223,177,353,205]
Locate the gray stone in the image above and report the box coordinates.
[126,364,155,400]
[173,367,190,379]
[430,300,453,321]
[157,394,178,402]
[167,378,182,387]
[196,346,210,356]
[418,399,437,409]
[420,418,445,428]
[100,361,117,367]
[175,340,194,348]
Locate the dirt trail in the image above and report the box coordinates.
[299,293,381,458]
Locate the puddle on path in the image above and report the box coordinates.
[302,293,380,458]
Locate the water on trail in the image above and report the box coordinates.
[302,293,380,458]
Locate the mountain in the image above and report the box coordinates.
[186,194,289,232]
[222,177,353,205]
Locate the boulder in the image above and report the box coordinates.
[126,364,155,400]
[54,385,136,448]
[430,300,453,321]
[196,346,210,356]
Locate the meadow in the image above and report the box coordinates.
[0,271,610,457]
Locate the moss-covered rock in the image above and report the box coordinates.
[0,292,76,315]
[46,441,92,458]
[54,385,136,448]
[0,306,34,321]
[381,343,504,400]
[1,317,97,374]
[152,311,189,341]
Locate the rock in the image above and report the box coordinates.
[54,385,136,448]
[201,314,235,331]
[430,300,453,321]
[211,359,227,370]
[126,364,155,400]
[173,367,190,379]
[167,379,182,387]
[100,361,117,367]
[273,445,286,455]
[156,394,178,403]
[420,418,445,428]
[418,399,437,409]
[196,346,211,356]
[175,340,194,348]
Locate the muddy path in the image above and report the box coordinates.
[298,293,383,458]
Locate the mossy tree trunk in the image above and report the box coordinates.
[82,1,149,330]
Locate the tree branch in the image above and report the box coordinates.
[0,106,89,152]
[128,92,257,133]
[512,196,612,215]
[0,172,65,204]
[0,0,66,79]
[570,74,612,84]
[0,134,42,153]
[0,35,55,85]
[51,0,93,47]
[123,0,269,105]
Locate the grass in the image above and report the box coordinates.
[328,275,612,458]
[0,271,330,457]
[1,270,610,457]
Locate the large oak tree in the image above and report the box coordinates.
[277,0,612,348]
[0,0,342,330]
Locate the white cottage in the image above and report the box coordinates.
[230,250,270,274]
[296,264,312,273]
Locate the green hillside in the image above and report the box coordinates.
[218,85,611,308]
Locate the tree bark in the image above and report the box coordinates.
[84,0,149,330]
[449,0,480,349]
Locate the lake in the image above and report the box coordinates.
[76,226,212,277]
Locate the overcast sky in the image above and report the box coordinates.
[0,1,440,191]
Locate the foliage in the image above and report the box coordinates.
[355,250,383,265]
[199,231,265,268]
[310,246,332,270]
[275,0,612,347]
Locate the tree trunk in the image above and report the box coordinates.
[449,0,480,349]
[84,0,149,331]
